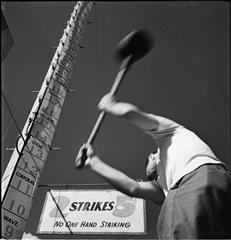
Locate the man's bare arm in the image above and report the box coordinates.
[98,94,179,132]
[89,155,165,205]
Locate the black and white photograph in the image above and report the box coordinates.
[1,1,230,239]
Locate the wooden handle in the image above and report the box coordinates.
[87,54,132,144]
[75,55,132,168]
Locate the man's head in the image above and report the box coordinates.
[145,149,159,181]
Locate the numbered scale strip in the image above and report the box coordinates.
[1,2,93,239]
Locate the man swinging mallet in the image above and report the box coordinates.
[75,30,231,239]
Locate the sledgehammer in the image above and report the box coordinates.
[75,29,154,169]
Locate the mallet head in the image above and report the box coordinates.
[115,29,154,65]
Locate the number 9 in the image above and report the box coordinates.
[5,225,13,238]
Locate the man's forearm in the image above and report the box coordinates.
[107,102,138,118]
[98,94,159,130]
[90,156,139,197]
[106,102,159,131]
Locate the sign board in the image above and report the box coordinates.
[37,189,146,235]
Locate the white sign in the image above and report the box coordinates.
[37,189,146,234]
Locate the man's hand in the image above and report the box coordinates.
[98,93,136,117]
[98,93,160,132]
[75,144,95,169]
[98,93,117,113]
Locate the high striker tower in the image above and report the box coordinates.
[1,2,93,239]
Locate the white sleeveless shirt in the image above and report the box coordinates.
[145,115,223,196]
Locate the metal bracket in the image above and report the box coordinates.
[67,89,77,93]
[49,147,62,151]
[5,147,14,151]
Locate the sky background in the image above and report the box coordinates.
[2,1,230,239]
